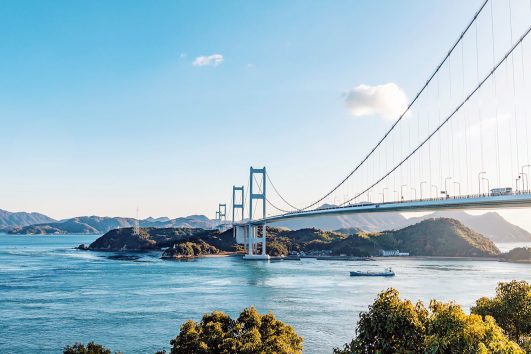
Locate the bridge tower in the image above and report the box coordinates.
[232,186,244,224]
[217,203,228,231]
[218,203,227,223]
[215,204,230,231]
[232,185,246,243]
[244,167,270,260]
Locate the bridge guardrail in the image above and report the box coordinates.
[275,190,531,217]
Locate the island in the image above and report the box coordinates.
[81,218,502,259]
[500,247,531,263]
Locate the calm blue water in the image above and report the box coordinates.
[0,234,529,354]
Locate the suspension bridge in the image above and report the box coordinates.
[215,0,531,259]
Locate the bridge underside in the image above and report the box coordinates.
[246,193,531,226]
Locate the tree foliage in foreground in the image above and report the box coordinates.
[334,286,525,354]
[169,306,303,354]
[63,341,120,354]
[63,281,529,354]
[472,280,531,351]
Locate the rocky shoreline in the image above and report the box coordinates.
[76,218,509,260]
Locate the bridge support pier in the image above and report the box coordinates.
[243,167,270,260]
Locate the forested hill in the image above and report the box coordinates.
[272,209,531,242]
[83,218,500,258]
[382,218,501,257]
[265,218,500,257]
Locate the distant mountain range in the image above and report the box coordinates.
[0,209,55,228]
[1,209,216,235]
[1,208,530,243]
[275,212,405,233]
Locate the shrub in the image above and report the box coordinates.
[170,307,303,354]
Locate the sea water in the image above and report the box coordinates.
[0,234,529,354]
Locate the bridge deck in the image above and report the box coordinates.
[242,193,531,225]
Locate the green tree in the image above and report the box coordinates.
[426,301,523,353]
[170,307,303,354]
[472,280,531,350]
[334,288,524,354]
[63,341,119,354]
[334,288,427,354]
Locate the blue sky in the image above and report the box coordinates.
[4,0,531,230]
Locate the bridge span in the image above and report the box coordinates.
[220,0,531,259]
[249,192,531,226]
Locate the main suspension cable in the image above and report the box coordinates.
[253,174,292,215]
[294,0,489,211]
[266,172,301,211]
[340,23,531,207]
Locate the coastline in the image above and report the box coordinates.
[161,252,241,260]
[380,255,502,261]
[80,250,530,263]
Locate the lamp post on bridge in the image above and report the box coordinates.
[400,185,407,201]
[444,177,452,198]
[381,188,388,203]
[453,181,461,196]
[478,171,486,195]
[482,177,490,196]
[520,172,528,192]
[420,181,427,200]
[522,164,531,191]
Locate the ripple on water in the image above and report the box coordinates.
[0,236,529,354]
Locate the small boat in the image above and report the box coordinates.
[350,267,395,277]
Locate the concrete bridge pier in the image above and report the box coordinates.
[243,224,269,260]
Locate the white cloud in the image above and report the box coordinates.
[344,83,408,119]
[192,54,223,67]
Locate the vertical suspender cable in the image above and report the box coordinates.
[437,76,443,190]
[289,0,490,211]
[462,41,470,193]
[428,85,433,196]
[449,56,456,187]
[509,0,520,184]
[522,32,530,168]
[491,0,502,186]
[475,20,485,175]
[340,21,531,206]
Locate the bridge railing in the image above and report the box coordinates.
[277,190,531,216]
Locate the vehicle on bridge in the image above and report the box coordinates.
[490,187,512,196]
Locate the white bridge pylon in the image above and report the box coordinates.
[234,167,270,260]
